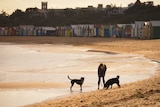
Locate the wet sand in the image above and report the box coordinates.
[0,36,160,107]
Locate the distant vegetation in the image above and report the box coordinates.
[0,4,160,27]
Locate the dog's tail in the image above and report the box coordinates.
[68,75,72,80]
[117,75,120,79]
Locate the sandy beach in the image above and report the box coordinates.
[0,36,160,107]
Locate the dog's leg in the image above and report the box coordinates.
[110,85,112,89]
[80,85,82,91]
[70,81,74,92]
[116,83,121,88]
[70,85,72,91]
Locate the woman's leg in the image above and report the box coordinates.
[102,76,105,86]
[98,76,101,89]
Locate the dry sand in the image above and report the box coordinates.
[0,36,160,107]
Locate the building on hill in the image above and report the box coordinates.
[42,2,48,10]
[135,0,141,5]
[144,1,154,6]
[134,0,154,6]
[107,7,125,16]
[97,4,103,10]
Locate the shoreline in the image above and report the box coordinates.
[0,57,159,89]
[0,36,160,107]
[0,82,68,89]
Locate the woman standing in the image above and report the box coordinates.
[97,63,107,89]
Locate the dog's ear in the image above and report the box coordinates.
[117,75,120,78]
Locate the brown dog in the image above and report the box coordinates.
[68,75,84,91]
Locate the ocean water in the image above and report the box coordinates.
[0,43,159,107]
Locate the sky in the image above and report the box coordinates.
[0,0,160,15]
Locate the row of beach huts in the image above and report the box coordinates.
[0,20,160,39]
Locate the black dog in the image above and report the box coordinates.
[68,75,84,91]
[104,75,120,89]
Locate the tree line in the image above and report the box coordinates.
[0,4,160,27]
